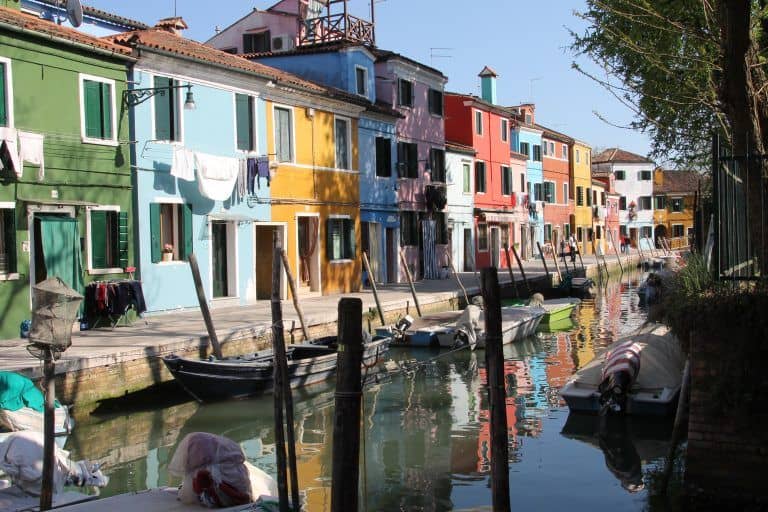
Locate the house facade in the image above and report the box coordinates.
[571,140,592,255]
[510,106,543,259]
[539,126,572,253]
[0,5,135,338]
[593,169,621,251]
[590,178,606,255]
[592,148,655,250]
[445,143,475,272]
[653,169,699,249]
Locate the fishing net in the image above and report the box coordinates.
[27,277,83,359]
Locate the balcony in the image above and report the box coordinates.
[299,13,375,46]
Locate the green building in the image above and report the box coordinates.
[0,4,135,339]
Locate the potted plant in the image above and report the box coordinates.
[162,243,174,262]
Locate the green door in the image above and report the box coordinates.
[211,222,228,298]
[35,216,83,295]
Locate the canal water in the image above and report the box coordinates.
[66,271,675,511]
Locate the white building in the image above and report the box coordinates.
[445,143,476,271]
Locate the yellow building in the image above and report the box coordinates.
[589,179,606,255]
[653,169,700,249]
[570,140,592,255]
[259,95,365,299]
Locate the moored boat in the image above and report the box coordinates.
[472,306,546,349]
[538,298,580,326]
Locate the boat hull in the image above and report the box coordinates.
[473,307,545,349]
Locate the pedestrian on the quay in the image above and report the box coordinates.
[560,239,567,263]
[569,234,578,263]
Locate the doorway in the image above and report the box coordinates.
[255,223,286,300]
[29,208,81,293]
[490,226,500,268]
[463,228,472,271]
[386,227,397,283]
[363,222,382,284]
[629,227,638,248]
[211,222,236,298]
[297,215,320,294]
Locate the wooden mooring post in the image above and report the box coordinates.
[39,347,55,511]
[399,247,422,317]
[510,244,532,296]
[361,251,386,326]
[609,232,624,274]
[547,242,563,282]
[447,253,469,306]
[188,253,223,359]
[279,249,310,341]
[536,242,551,282]
[503,245,519,298]
[480,268,511,512]
[331,298,364,512]
[272,241,300,512]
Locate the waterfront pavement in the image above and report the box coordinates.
[0,249,647,379]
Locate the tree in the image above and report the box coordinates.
[572,0,768,273]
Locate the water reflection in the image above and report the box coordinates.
[64,271,669,511]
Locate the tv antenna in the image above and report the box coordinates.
[528,77,542,103]
[56,0,83,27]
[430,47,453,66]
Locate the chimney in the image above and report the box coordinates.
[154,17,189,35]
[478,66,498,105]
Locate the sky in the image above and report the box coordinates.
[79,0,652,158]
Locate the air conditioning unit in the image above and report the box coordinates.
[271,35,294,52]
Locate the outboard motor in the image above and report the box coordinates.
[391,315,414,344]
[598,339,642,414]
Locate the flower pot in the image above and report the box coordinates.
[162,252,173,262]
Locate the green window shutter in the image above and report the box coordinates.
[83,80,102,139]
[150,203,161,263]
[118,211,129,269]
[100,82,113,140]
[90,210,107,269]
[182,203,193,261]
[154,76,172,141]
[3,207,16,273]
[235,94,253,151]
[0,62,7,127]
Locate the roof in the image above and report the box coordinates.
[536,123,574,144]
[26,0,149,30]
[445,92,512,119]
[324,87,402,118]
[510,151,528,161]
[592,147,653,164]
[478,65,498,78]
[0,6,133,57]
[445,141,476,155]
[370,47,446,78]
[244,40,366,59]
[657,170,700,194]
[591,168,612,178]
[106,27,326,93]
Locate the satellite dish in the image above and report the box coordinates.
[66,0,83,27]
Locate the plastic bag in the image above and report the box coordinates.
[0,430,70,495]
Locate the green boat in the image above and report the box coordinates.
[538,315,576,333]
[539,298,581,326]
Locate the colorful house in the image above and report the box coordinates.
[653,169,700,249]
[539,125,572,253]
[509,105,543,259]
[445,142,476,272]
[593,168,621,251]
[571,140,592,255]
[590,178,606,255]
[592,148,655,250]
[0,5,135,339]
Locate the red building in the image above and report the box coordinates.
[593,170,621,248]
[445,68,525,270]
[538,125,573,252]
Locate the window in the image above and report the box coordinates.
[397,142,418,178]
[525,113,532,124]
[222,47,238,54]
[638,196,652,210]
[615,170,626,180]
[274,106,293,162]
[154,76,181,142]
[619,196,627,210]
[542,141,548,156]
[243,31,271,53]
[475,161,486,193]
[575,149,580,163]
[88,208,128,272]
[0,205,16,275]
[355,66,368,97]
[429,148,446,182]
[150,203,192,263]
[428,89,443,116]
[501,166,512,195]
[562,144,567,159]
[544,224,552,242]
[654,195,666,209]
[434,212,448,244]
[620,225,628,236]
[601,192,606,206]
[475,110,483,135]
[543,181,555,203]
[326,217,355,260]
[563,183,569,204]
[641,226,652,238]
[501,224,509,248]
[519,142,530,158]
[398,79,414,107]
[235,93,255,152]
[0,59,12,128]
[548,142,554,155]
[80,75,115,143]
[462,163,471,194]
[564,223,571,238]
[375,137,392,177]
[639,170,652,180]
[521,174,526,193]
[671,197,684,212]
[400,211,419,246]
[477,223,488,251]
[533,182,542,201]
[576,186,584,206]
[501,119,508,142]
[334,117,351,169]
[672,224,685,238]
[577,227,583,242]
[586,187,592,206]
[532,144,542,161]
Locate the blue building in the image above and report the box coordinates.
[109,19,285,311]
[511,105,544,259]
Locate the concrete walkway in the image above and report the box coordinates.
[0,249,646,381]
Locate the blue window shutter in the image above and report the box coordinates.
[150,203,161,263]
[182,203,193,261]
[118,211,129,269]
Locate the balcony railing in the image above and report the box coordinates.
[299,13,375,46]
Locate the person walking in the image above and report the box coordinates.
[560,238,567,263]
[569,234,578,263]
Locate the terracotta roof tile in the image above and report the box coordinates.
[106,28,326,93]
[657,170,700,194]
[536,123,573,144]
[0,6,133,57]
[592,147,653,164]
[445,141,476,155]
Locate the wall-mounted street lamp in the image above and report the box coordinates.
[123,84,196,110]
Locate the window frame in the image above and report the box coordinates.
[615,170,626,180]
[671,197,684,213]
[474,161,487,193]
[151,200,192,264]
[79,73,118,146]
[477,223,489,252]
[273,104,295,163]
[375,136,392,178]
[501,165,512,196]
[519,142,530,158]
[234,92,257,153]
[462,162,472,194]
[333,115,352,170]
[151,74,185,144]
[400,211,419,246]
[543,180,556,203]
[576,186,584,206]
[355,65,368,97]
[243,30,271,53]
[86,205,124,275]
[428,88,443,116]
[474,109,483,136]
[561,144,567,159]
[397,141,419,178]
[672,224,685,238]
[0,202,18,280]
[563,183,569,204]
[500,118,508,142]
[398,78,414,108]
[429,147,446,183]
[0,57,15,129]
[575,149,580,164]
[327,215,356,262]
[532,144,542,161]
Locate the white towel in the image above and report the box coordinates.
[0,127,21,178]
[195,152,239,201]
[18,131,45,181]
[171,147,195,181]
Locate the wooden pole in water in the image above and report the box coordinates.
[362,251,386,326]
[576,240,586,270]
[661,358,691,494]
[547,242,563,282]
[480,268,511,512]
[279,249,310,341]
[188,253,223,359]
[331,298,364,512]
[610,232,624,274]
[510,243,532,296]
[399,247,422,317]
[446,253,469,306]
[591,238,602,277]
[39,347,55,511]
[503,245,519,298]
[536,242,551,282]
